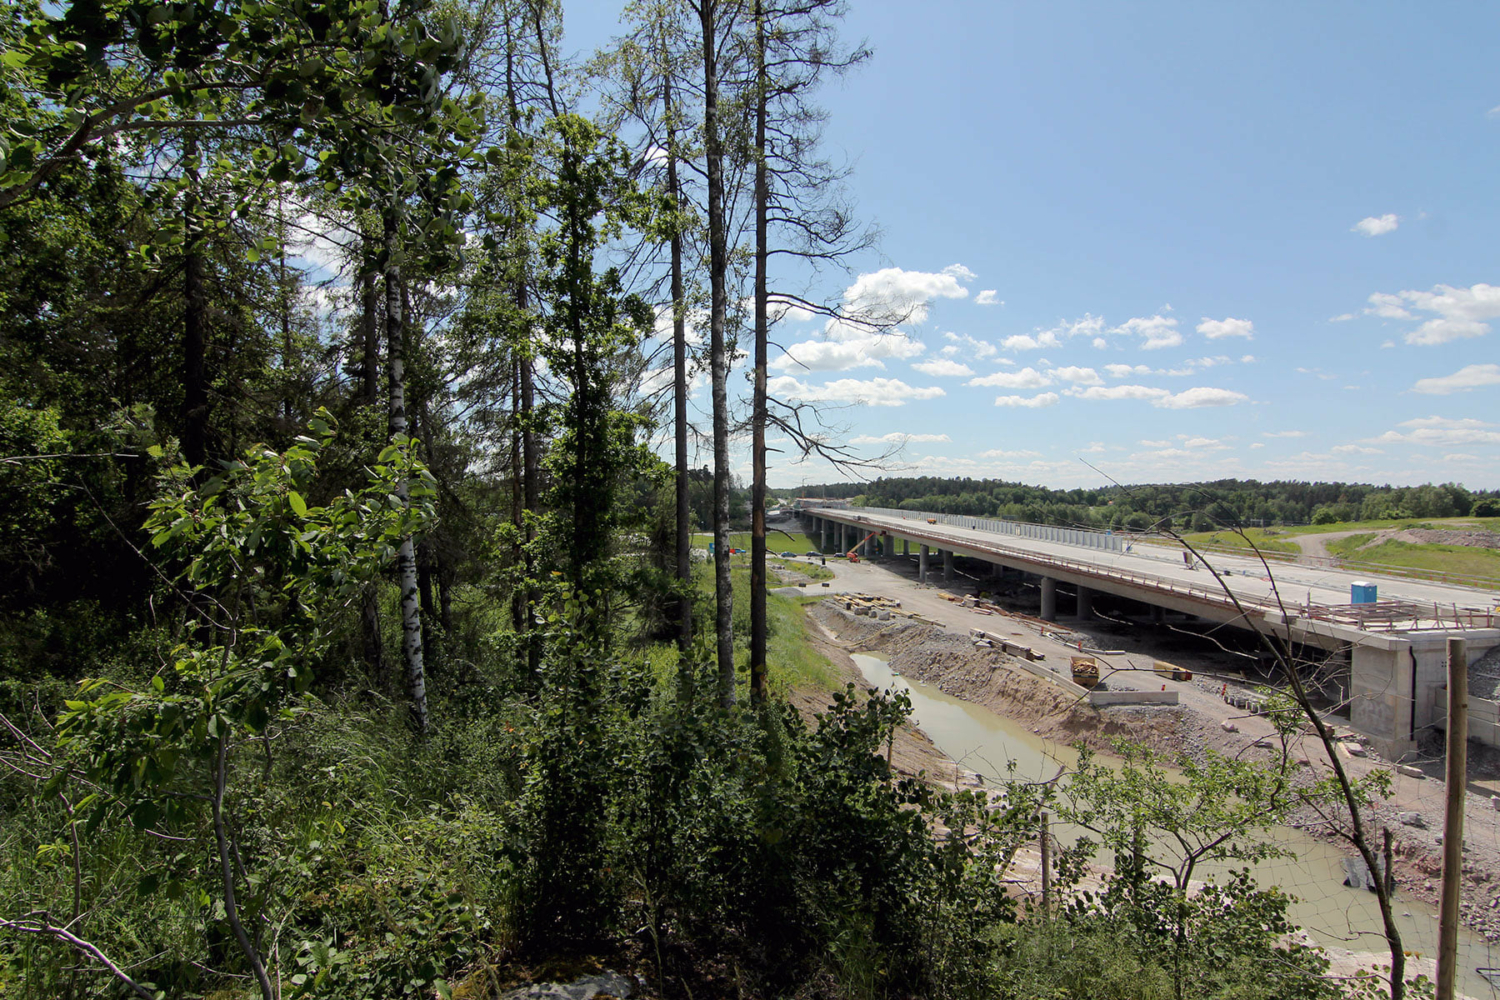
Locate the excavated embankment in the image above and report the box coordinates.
[808,599,1500,947]
[808,601,1217,760]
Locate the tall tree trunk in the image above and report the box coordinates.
[181,136,208,470]
[361,253,379,406]
[418,539,438,664]
[699,0,735,706]
[665,61,693,653]
[383,207,430,733]
[517,287,542,683]
[359,240,384,683]
[510,354,527,638]
[361,592,386,689]
[749,0,769,702]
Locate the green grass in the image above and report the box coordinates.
[688,549,843,694]
[1323,533,1376,554]
[1323,536,1500,587]
[1177,516,1500,556]
[1175,528,1300,555]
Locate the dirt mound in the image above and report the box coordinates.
[1387,527,1500,550]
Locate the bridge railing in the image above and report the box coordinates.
[810,504,1125,553]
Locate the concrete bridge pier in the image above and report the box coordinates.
[1076,585,1094,620]
[919,544,929,583]
[943,549,954,583]
[820,519,829,552]
[1150,604,1165,625]
[903,538,910,556]
[1040,577,1057,622]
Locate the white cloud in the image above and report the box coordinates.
[941,331,998,358]
[1250,443,1265,449]
[912,359,975,377]
[1361,282,1500,345]
[1411,363,1500,395]
[1092,337,1108,349]
[1352,214,1399,237]
[1105,363,1152,378]
[1241,354,1256,363]
[1079,442,1106,454]
[1262,430,1308,438]
[771,317,927,372]
[1489,104,1500,119]
[767,375,946,407]
[1000,332,1059,351]
[1197,317,1254,340]
[766,297,815,323]
[1139,439,1173,448]
[1001,315,1103,353]
[1445,453,1480,461]
[967,367,1052,389]
[1365,292,1413,320]
[850,432,951,445]
[1048,365,1103,385]
[1112,314,1182,350]
[994,392,1059,408]
[1330,312,1358,322]
[841,266,971,324]
[979,447,1042,459]
[1069,384,1246,408]
[1181,436,1227,450]
[1332,444,1384,455]
[770,331,924,372]
[1373,416,1500,447]
[939,345,959,357]
[1154,386,1250,409]
[1068,384,1169,402]
[975,290,1001,306]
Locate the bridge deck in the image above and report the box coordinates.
[806,507,1497,633]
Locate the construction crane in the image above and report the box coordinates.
[846,530,880,563]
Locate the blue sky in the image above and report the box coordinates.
[568,2,1500,490]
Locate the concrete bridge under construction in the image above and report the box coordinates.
[800,503,1500,759]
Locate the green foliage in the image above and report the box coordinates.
[804,475,1497,531]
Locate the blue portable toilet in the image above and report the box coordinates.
[1351,581,1378,604]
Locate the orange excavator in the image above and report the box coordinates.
[846,530,880,563]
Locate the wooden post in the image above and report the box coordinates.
[1040,811,1051,914]
[1437,637,1468,1000]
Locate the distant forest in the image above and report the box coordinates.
[793,477,1500,531]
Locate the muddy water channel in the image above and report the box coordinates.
[851,653,1500,998]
